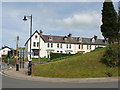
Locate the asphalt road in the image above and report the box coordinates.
[2,75,118,88]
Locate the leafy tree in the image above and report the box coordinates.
[101,43,119,67]
[101,0,118,44]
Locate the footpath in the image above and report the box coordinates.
[2,68,119,83]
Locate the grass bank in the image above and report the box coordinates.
[32,48,118,78]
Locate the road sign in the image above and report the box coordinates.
[28,52,33,55]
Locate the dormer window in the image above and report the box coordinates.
[63,36,67,40]
[48,36,53,41]
[78,37,82,42]
[91,35,97,43]
[92,38,95,43]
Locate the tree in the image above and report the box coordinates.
[101,0,118,44]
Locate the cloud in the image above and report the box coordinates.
[56,11,102,28]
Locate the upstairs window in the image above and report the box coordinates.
[60,43,62,48]
[51,43,53,48]
[48,43,50,48]
[79,45,81,49]
[37,42,39,47]
[81,44,83,49]
[90,45,91,49]
[87,45,89,49]
[66,44,68,48]
[69,44,71,49]
[33,42,36,47]
[57,43,59,48]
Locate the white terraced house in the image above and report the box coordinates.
[25,30,108,59]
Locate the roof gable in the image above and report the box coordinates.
[25,30,46,46]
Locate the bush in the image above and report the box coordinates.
[32,57,49,62]
[100,43,119,67]
[105,72,112,77]
[2,55,7,61]
[50,53,74,60]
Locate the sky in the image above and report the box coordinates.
[1,1,118,49]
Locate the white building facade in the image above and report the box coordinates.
[25,30,108,59]
[0,46,12,58]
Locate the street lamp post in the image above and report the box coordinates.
[23,14,32,75]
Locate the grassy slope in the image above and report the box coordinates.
[32,48,118,78]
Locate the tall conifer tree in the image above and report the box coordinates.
[101,0,118,43]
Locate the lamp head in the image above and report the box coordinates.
[23,16,27,21]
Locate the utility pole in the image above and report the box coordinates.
[16,35,19,71]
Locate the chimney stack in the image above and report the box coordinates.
[68,33,72,38]
[94,35,97,40]
[40,30,43,36]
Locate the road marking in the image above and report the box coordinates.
[0,72,8,77]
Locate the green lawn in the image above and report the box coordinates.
[32,48,118,78]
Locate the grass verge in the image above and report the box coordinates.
[32,48,118,78]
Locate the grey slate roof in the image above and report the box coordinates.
[25,30,108,46]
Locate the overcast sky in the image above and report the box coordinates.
[2,1,118,49]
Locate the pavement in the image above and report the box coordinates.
[2,67,119,83]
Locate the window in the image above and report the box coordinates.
[79,45,81,49]
[37,42,39,47]
[33,42,36,47]
[66,44,68,48]
[51,43,53,48]
[81,44,83,49]
[60,51,63,53]
[48,43,50,47]
[35,35,37,39]
[95,45,96,49]
[90,45,91,49]
[57,51,59,53]
[69,44,71,49]
[87,45,89,49]
[33,49,39,56]
[57,43,59,48]
[60,43,62,48]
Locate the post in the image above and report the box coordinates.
[23,14,32,75]
[38,30,40,63]
[28,14,32,75]
[16,36,19,71]
[23,48,24,68]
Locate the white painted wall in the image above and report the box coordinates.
[26,32,47,58]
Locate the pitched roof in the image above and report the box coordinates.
[0,46,13,50]
[25,30,108,46]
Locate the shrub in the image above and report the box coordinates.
[100,43,119,67]
[105,72,113,77]
[2,55,7,61]
[32,57,49,62]
[50,53,74,60]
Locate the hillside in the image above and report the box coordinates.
[32,48,118,78]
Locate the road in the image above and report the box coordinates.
[2,75,118,88]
